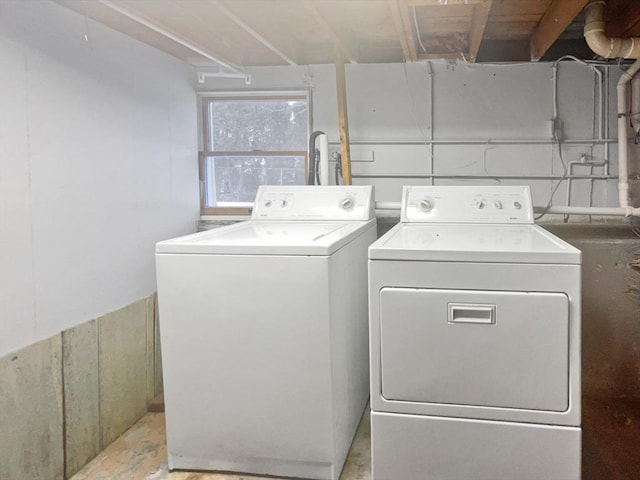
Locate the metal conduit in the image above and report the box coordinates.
[353,174,619,180]
[328,139,617,146]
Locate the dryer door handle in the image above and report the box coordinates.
[447,303,496,325]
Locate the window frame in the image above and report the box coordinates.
[198,91,311,216]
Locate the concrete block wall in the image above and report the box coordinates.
[0,294,162,479]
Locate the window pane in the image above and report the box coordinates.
[203,155,306,206]
[206,98,308,151]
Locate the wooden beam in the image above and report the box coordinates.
[418,52,466,60]
[388,0,418,61]
[607,0,640,37]
[98,0,242,73]
[209,0,297,65]
[530,0,589,60]
[301,0,357,64]
[335,52,352,185]
[468,0,493,62]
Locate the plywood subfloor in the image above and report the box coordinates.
[71,398,640,480]
[71,409,371,480]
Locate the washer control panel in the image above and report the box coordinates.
[402,186,533,224]
[252,185,375,220]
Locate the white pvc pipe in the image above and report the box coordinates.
[317,134,329,186]
[632,75,640,133]
[544,206,640,216]
[584,1,640,58]
[616,60,640,209]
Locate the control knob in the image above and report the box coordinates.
[494,200,503,210]
[340,197,355,211]
[418,199,433,213]
[513,201,522,210]
[475,200,486,210]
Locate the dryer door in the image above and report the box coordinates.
[379,288,569,412]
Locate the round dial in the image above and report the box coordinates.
[475,199,486,210]
[494,200,503,210]
[340,197,355,211]
[513,201,522,210]
[418,199,433,213]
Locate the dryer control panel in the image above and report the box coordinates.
[252,185,375,220]
[401,186,533,224]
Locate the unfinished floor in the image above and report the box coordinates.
[70,408,371,480]
[70,398,640,480]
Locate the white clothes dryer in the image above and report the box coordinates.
[368,185,581,480]
[156,185,376,480]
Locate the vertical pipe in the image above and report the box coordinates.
[427,62,435,185]
[605,67,610,176]
[318,134,329,185]
[631,74,640,131]
[616,60,640,209]
[617,79,629,209]
[597,66,604,140]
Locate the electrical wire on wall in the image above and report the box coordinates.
[535,56,606,220]
[482,142,501,183]
[346,59,617,214]
[535,130,568,220]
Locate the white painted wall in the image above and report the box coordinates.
[200,61,630,208]
[0,1,200,356]
[1,1,634,355]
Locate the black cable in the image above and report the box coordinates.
[307,131,325,185]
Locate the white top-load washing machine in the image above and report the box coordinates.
[155,185,376,480]
[368,185,581,480]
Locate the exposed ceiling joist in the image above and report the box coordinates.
[56,0,624,66]
[468,0,493,62]
[607,0,640,37]
[418,52,464,60]
[209,0,297,66]
[97,0,242,73]
[530,0,589,60]
[388,0,412,60]
[301,0,357,64]
[388,0,418,61]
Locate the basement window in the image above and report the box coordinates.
[200,92,309,215]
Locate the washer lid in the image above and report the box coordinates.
[369,223,580,264]
[156,219,375,256]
